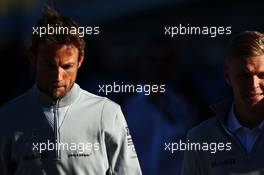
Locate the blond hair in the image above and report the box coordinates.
[228,31,264,63]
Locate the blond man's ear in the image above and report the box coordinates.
[78,51,84,69]
[28,49,37,67]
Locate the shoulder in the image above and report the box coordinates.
[79,88,121,114]
[79,89,124,132]
[187,116,222,142]
[0,88,34,131]
[187,98,233,142]
[0,89,33,115]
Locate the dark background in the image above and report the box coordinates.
[0,0,263,174]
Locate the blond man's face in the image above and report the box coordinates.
[225,55,264,109]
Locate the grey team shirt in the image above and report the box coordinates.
[0,83,142,175]
[182,99,264,175]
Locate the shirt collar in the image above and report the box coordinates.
[227,103,242,132]
[227,103,264,132]
[258,119,264,130]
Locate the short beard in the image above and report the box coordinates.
[51,90,67,100]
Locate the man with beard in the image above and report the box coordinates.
[0,6,141,175]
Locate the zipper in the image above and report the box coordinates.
[53,98,61,160]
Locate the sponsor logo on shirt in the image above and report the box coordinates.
[211,158,236,168]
